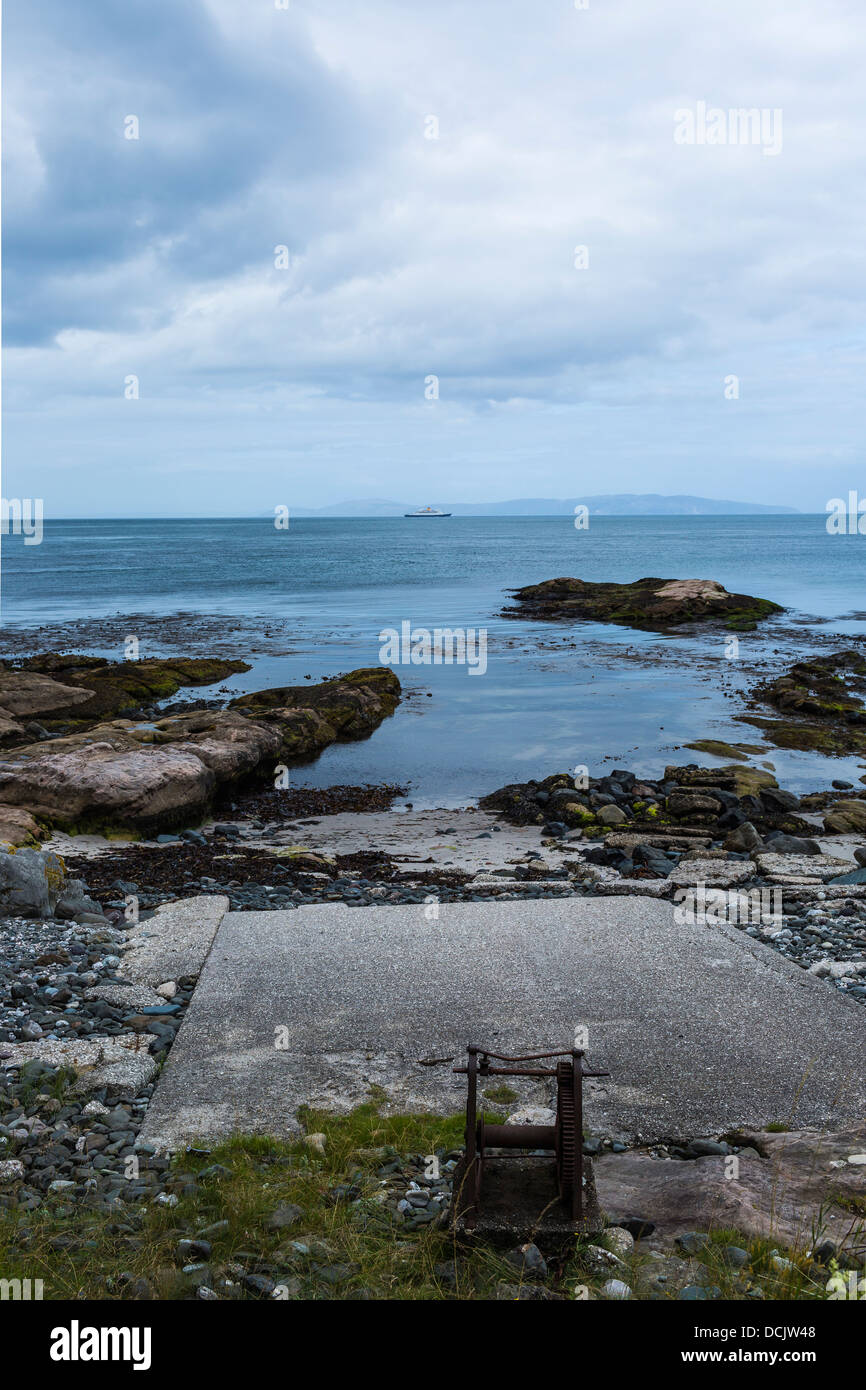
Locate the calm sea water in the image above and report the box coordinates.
[2,516,865,803]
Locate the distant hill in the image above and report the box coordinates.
[287,494,799,517]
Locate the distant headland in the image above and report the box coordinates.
[286,494,800,518]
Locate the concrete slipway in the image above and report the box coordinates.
[139,895,866,1150]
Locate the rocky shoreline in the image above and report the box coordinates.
[1,629,865,1299]
[1,900,863,1302]
[0,658,401,842]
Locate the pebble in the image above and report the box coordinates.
[603,1279,632,1299]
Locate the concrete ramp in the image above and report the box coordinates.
[140,897,866,1150]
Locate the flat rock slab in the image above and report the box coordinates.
[755,853,851,882]
[0,1035,157,1095]
[667,858,754,887]
[596,1123,866,1254]
[140,897,866,1151]
[119,895,228,988]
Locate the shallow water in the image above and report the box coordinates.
[2,515,865,804]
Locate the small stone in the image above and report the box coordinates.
[687,1138,730,1157]
[156,982,177,998]
[265,1203,304,1230]
[604,1227,635,1258]
[582,1245,625,1273]
[602,1279,632,1299]
[196,1220,230,1240]
[676,1231,710,1255]
[243,1272,275,1297]
[178,1238,212,1260]
[721,1246,750,1268]
[304,1132,326,1155]
[324,1184,360,1206]
[505,1242,548,1280]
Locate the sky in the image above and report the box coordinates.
[3,0,865,516]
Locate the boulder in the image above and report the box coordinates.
[763,832,821,855]
[0,671,94,719]
[598,803,628,826]
[0,806,43,847]
[231,668,400,739]
[0,668,401,833]
[55,878,105,921]
[760,787,800,813]
[823,800,866,834]
[828,867,866,886]
[11,655,250,725]
[264,708,339,758]
[666,790,722,819]
[0,846,67,918]
[0,740,215,832]
[665,763,778,798]
[723,821,764,854]
[746,651,866,755]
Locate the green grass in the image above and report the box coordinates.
[0,1106,847,1301]
[482,1085,519,1104]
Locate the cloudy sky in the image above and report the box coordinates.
[3,0,865,515]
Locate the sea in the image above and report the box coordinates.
[2,514,865,806]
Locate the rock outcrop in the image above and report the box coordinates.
[0,655,251,741]
[596,1122,866,1253]
[502,577,782,632]
[0,846,68,918]
[742,650,866,755]
[480,763,810,845]
[0,667,401,835]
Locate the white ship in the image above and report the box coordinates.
[404,505,452,517]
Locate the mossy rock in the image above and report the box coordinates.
[746,650,866,755]
[502,577,782,633]
[684,739,765,763]
[20,654,250,726]
[232,668,401,740]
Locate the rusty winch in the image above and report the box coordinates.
[452,1043,609,1229]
